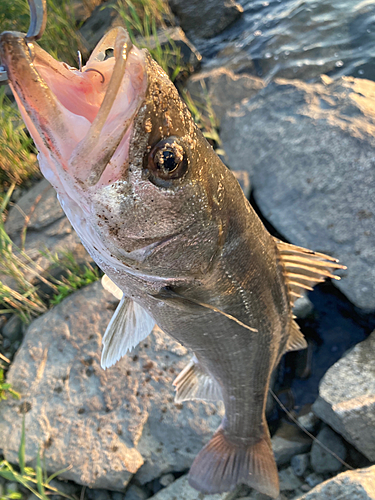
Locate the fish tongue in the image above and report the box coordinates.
[69,27,133,186]
[0,31,88,168]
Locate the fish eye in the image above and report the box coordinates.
[148,137,188,181]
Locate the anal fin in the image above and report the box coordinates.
[173,355,222,403]
[188,425,279,498]
[285,320,307,352]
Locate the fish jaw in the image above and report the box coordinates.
[0,28,148,199]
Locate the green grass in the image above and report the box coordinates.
[0,88,39,200]
[0,0,86,66]
[0,368,20,401]
[181,83,224,154]
[0,185,100,322]
[45,251,101,306]
[0,418,76,500]
[110,0,187,81]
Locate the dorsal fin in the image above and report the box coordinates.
[275,238,346,307]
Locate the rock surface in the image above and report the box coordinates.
[313,331,375,462]
[271,421,312,467]
[148,475,228,500]
[310,425,347,473]
[3,179,90,284]
[221,76,375,310]
[168,0,242,39]
[0,282,222,490]
[296,466,375,499]
[186,67,264,122]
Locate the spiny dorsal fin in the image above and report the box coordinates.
[173,355,223,403]
[285,320,308,352]
[101,295,155,369]
[275,238,346,307]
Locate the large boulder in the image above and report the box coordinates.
[186,67,264,122]
[168,0,242,39]
[221,76,375,310]
[0,282,222,490]
[313,330,375,462]
[295,466,375,500]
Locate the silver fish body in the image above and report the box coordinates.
[0,26,344,498]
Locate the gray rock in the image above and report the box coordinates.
[310,425,347,473]
[291,454,310,477]
[168,0,242,39]
[304,473,324,489]
[313,331,375,462]
[220,76,375,310]
[159,473,175,487]
[124,484,148,500]
[80,3,122,52]
[232,171,251,200]
[2,315,23,342]
[5,179,64,237]
[293,296,313,319]
[2,179,90,288]
[297,410,319,434]
[137,27,202,72]
[0,282,222,490]
[186,67,264,123]
[86,489,112,500]
[279,467,303,491]
[296,466,375,500]
[271,421,312,467]
[148,475,228,499]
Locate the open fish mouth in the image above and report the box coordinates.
[0,27,148,190]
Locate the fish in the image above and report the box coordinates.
[0,25,345,498]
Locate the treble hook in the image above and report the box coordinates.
[0,0,47,85]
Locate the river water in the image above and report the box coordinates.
[194,0,375,82]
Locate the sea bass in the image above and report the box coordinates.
[0,25,344,498]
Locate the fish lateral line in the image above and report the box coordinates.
[156,286,258,333]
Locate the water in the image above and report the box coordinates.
[194,0,375,82]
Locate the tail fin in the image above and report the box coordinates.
[188,427,279,498]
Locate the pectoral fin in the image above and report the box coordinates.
[101,295,155,369]
[173,355,222,403]
[101,274,123,300]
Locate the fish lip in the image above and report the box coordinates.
[0,27,148,190]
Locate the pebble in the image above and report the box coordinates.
[310,425,347,473]
[291,453,310,477]
[305,472,324,488]
[2,315,23,342]
[271,421,312,466]
[124,484,148,500]
[159,474,175,487]
[297,410,320,433]
[279,466,303,491]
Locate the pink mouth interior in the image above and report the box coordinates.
[37,57,117,123]
[14,32,147,193]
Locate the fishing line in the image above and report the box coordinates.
[270,388,354,470]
